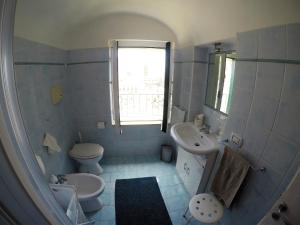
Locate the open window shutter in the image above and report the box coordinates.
[109,40,121,129]
[161,42,172,132]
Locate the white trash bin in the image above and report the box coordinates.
[161,145,173,162]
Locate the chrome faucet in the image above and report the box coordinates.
[56,174,67,184]
[200,124,210,134]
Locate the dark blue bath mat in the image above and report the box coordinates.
[115,177,172,225]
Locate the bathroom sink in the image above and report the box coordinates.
[171,122,218,155]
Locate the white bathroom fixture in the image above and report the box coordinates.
[64,173,105,213]
[69,143,104,175]
[171,122,218,155]
[185,193,224,224]
[171,122,219,195]
[50,184,90,224]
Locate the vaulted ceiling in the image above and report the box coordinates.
[15,0,300,49]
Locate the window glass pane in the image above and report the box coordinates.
[118,48,166,124]
[220,57,235,113]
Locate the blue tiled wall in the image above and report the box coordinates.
[67,48,172,157]
[14,37,67,63]
[220,23,300,225]
[15,38,174,165]
[174,46,208,122]
[14,37,77,179]
[202,106,227,134]
[173,46,229,134]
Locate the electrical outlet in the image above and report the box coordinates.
[230,132,243,147]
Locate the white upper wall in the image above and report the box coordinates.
[65,13,177,49]
[14,0,300,49]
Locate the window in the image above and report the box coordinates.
[118,48,166,125]
[109,40,173,129]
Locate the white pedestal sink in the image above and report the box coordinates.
[171,122,219,195]
[171,122,218,155]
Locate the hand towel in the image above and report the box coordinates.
[43,132,61,154]
[211,146,250,208]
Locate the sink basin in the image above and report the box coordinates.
[171,122,218,155]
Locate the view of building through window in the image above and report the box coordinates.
[118,48,166,125]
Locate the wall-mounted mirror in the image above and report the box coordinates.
[205,51,236,114]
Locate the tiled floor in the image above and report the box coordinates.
[86,155,202,225]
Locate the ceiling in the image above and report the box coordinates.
[14,0,300,49]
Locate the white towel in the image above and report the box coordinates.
[171,106,186,124]
[43,132,61,154]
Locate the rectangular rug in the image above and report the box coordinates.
[115,177,172,225]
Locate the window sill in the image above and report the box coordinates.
[120,120,162,125]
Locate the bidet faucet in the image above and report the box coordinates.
[57,174,67,184]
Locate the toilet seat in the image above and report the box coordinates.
[69,143,104,159]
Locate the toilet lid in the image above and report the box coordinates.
[69,143,104,159]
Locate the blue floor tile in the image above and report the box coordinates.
[101,192,114,206]
[93,219,116,225]
[91,156,190,224]
[165,195,189,212]
[94,205,115,221]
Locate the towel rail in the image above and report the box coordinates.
[220,139,266,173]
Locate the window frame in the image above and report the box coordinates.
[109,40,174,130]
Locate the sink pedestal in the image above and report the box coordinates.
[171,122,220,196]
[176,146,218,196]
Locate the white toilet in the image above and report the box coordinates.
[69,143,104,175]
[64,173,105,212]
